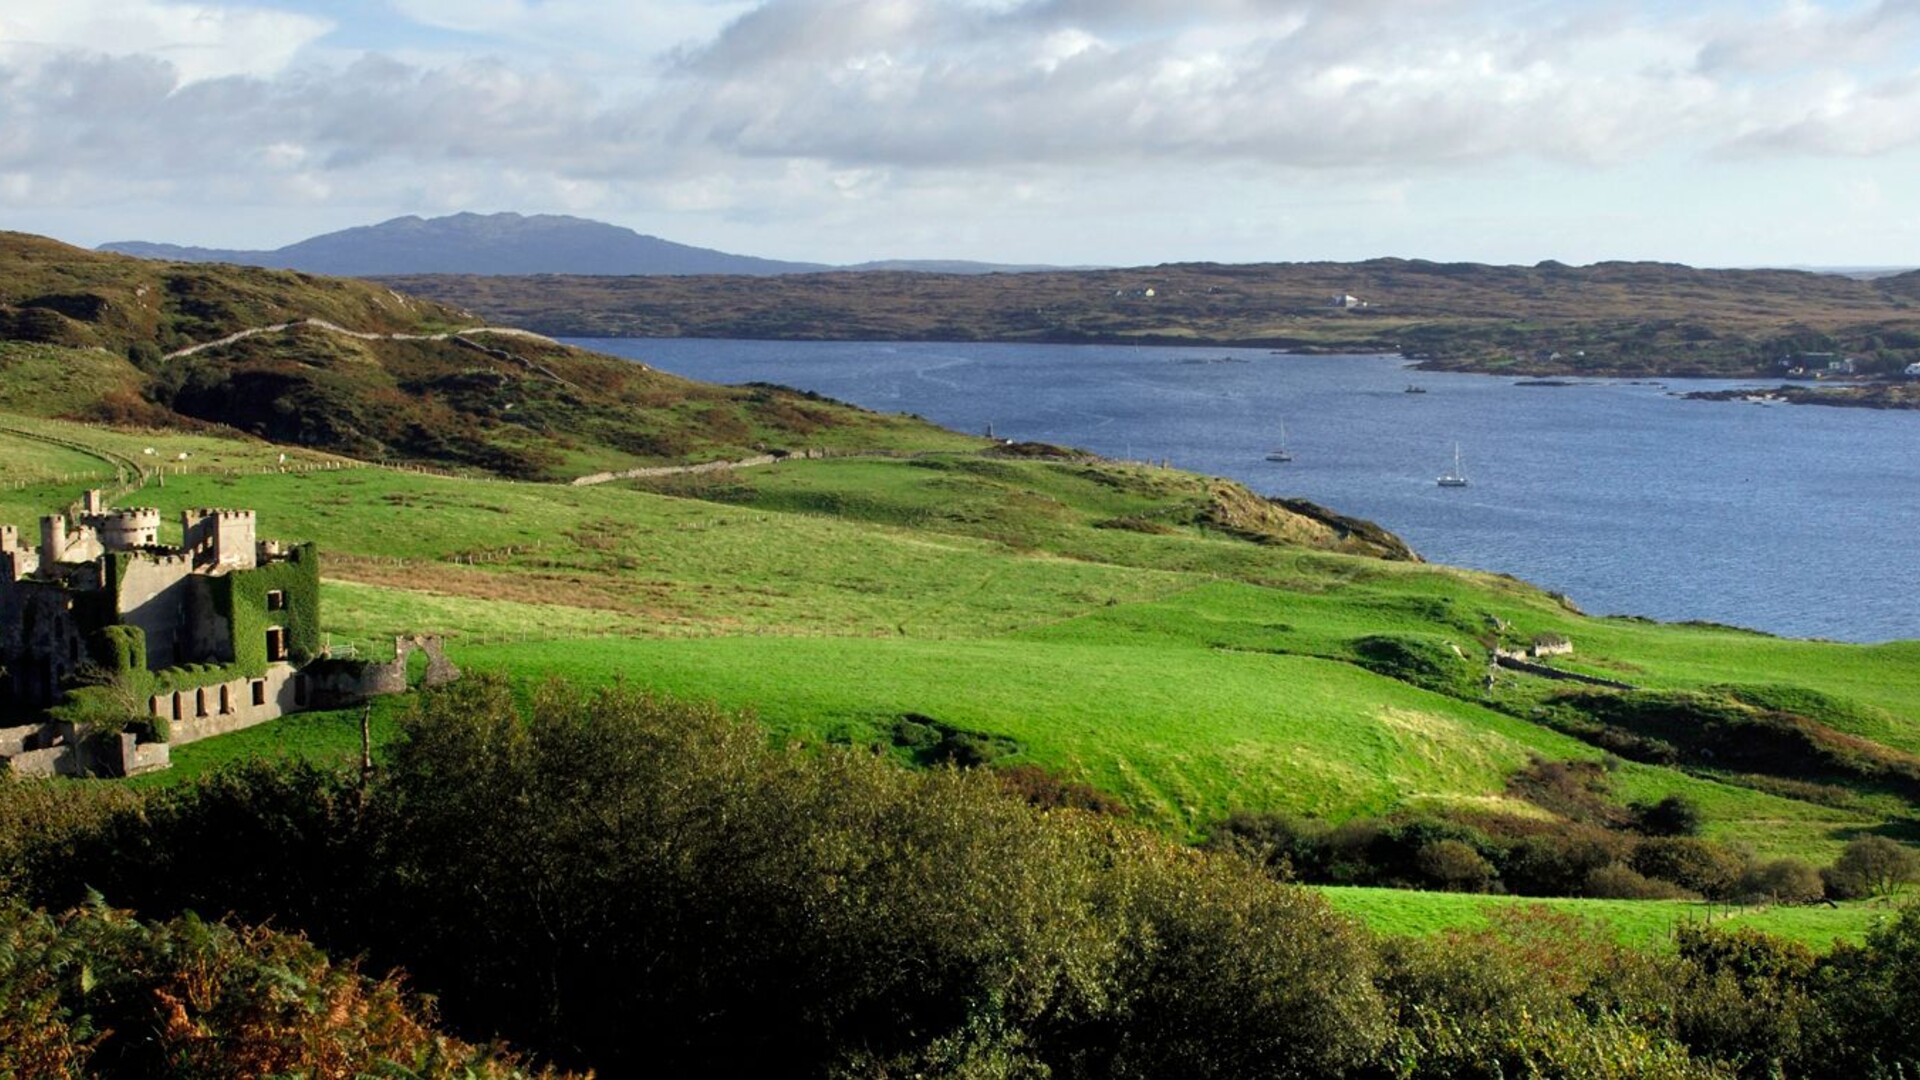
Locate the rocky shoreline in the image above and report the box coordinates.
[1680,383,1920,410]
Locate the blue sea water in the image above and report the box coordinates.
[572,338,1920,644]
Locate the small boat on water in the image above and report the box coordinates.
[1404,384,1427,394]
[1437,443,1469,487]
[1265,423,1294,463]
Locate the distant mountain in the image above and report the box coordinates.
[99,212,831,277]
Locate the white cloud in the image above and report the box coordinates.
[6,0,1920,262]
[0,0,329,82]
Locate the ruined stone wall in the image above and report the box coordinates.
[0,722,41,757]
[2,589,89,708]
[114,732,170,776]
[152,663,300,745]
[7,745,76,778]
[2,721,84,778]
[0,548,39,585]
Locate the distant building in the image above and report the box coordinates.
[1904,362,1920,378]
[1330,294,1367,310]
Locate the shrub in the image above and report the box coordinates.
[1671,925,1818,1076]
[0,899,574,1079]
[1414,839,1496,893]
[1204,811,1327,881]
[993,763,1130,816]
[1496,829,1626,897]
[1507,756,1630,826]
[1376,908,1706,1080]
[1585,862,1697,900]
[1635,794,1705,837]
[364,676,1389,1077]
[1735,858,1825,904]
[1631,837,1746,899]
[1804,904,1920,1076]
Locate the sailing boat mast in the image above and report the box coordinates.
[1265,422,1294,462]
[1437,442,1468,487]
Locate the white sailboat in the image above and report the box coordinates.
[1265,423,1294,462]
[1437,442,1469,487]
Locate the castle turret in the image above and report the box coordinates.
[182,508,258,571]
[40,515,67,564]
[92,508,161,550]
[0,524,35,583]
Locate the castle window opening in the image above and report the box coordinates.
[195,687,208,718]
[265,627,287,662]
[219,684,232,715]
[172,692,184,722]
[266,589,286,612]
[251,679,266,707]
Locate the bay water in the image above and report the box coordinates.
[574,338,1920,644]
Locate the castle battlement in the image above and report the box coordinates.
[129,551,196,571]
[181,508,258,571]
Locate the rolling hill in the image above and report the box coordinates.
[0,231,972,478]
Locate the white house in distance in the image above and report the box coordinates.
[1330,294,1367,310]
[1905,362,1920,377]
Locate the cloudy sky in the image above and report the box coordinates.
[4,0,1920,267]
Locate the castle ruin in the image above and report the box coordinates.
[0,492,453,777]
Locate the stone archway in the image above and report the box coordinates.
[393,634,461,688]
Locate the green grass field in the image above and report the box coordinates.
[1317,885,1896,951]
[7,413,1920,939]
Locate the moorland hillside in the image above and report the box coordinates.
[0,232,973,478]
[385,259,1920,377]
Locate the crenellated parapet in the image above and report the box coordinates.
[90,507,162,550]
[182,508,258,571]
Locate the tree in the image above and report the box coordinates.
[1822,836,1920,900]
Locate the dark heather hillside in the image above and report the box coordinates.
[0,232,966,478]
[383,259,1920,376]
[100,212,827,277]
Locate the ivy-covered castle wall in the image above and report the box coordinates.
[4,495,439,778]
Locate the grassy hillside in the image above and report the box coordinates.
[11,436,1902,865]
[0,231,467,354]
[0,233,974,478]
[3,238,1916,940]
[383,260,1920,376]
